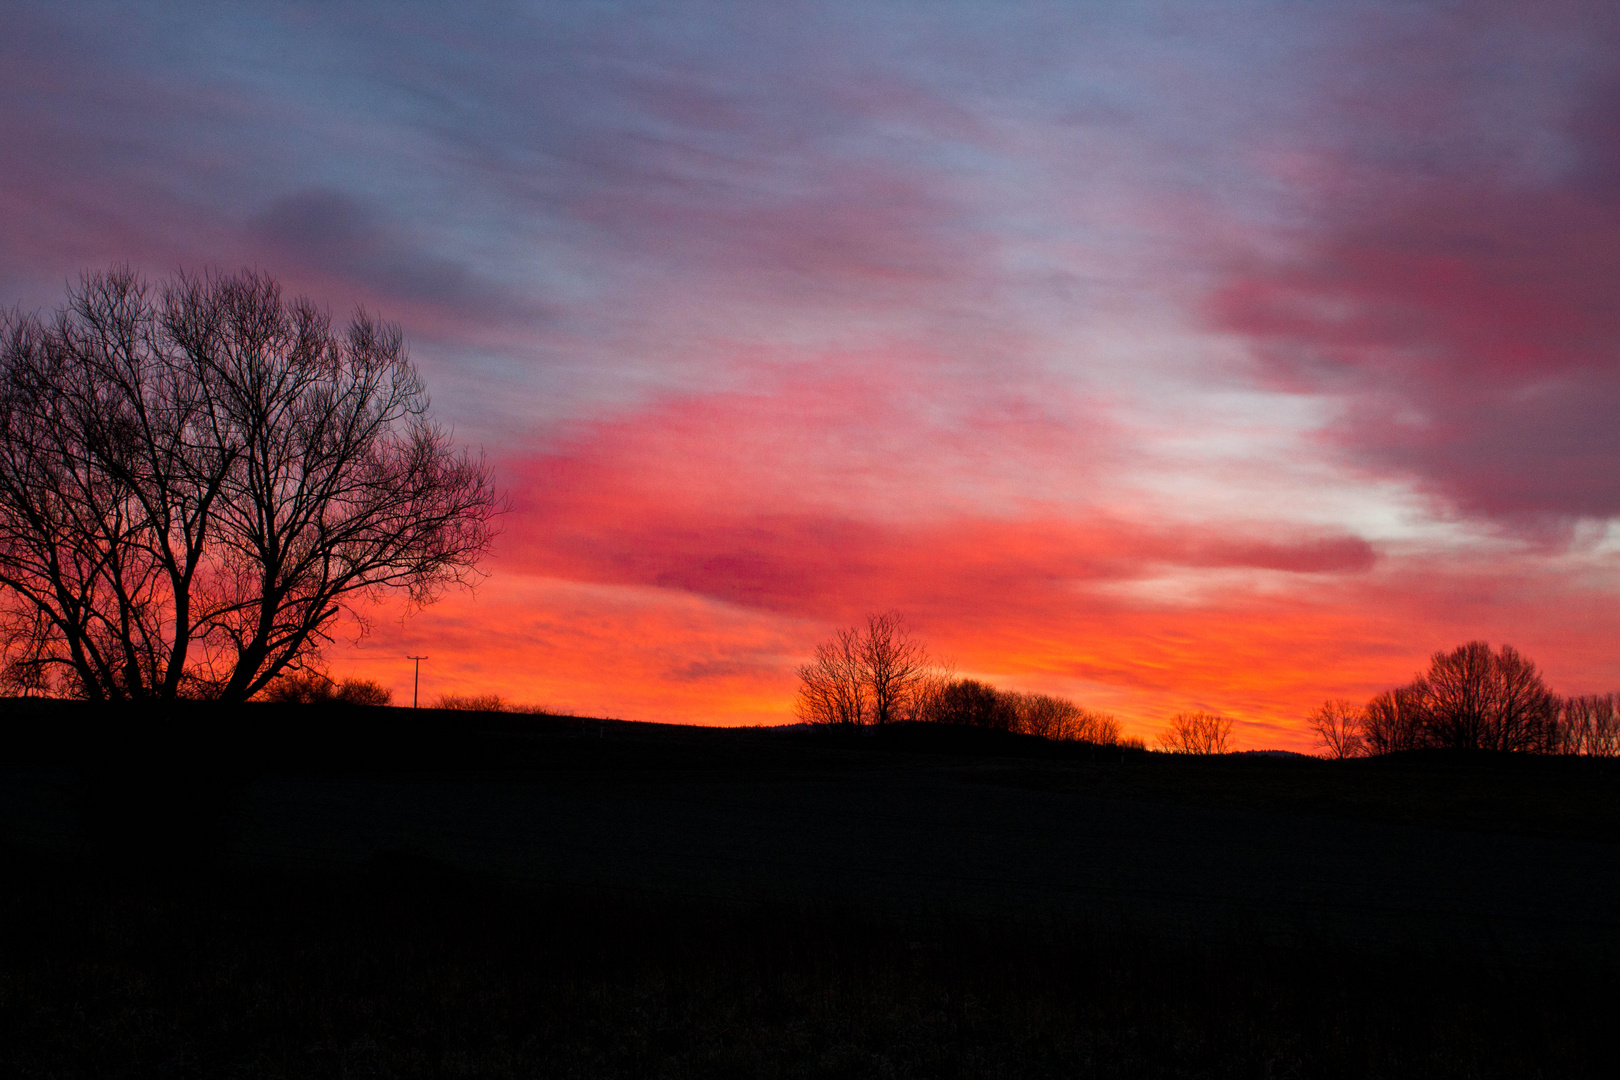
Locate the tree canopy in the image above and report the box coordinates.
[0,268,500,701]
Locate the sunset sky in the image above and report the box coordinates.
[4,1,1619,748]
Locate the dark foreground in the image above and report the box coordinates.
[2,702,1618,1077]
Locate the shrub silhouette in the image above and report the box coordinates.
[1003,690,1123,744]
[262,671,393,707]
[436,693,509,712]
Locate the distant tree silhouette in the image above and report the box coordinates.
[1359,642,1559,754]
[262,671,338,705]
[0,268,499,701]
[1307,699,1365,759]
[1556,694,1620,756]
[861,612,930,726]
[1003,690,1123,744]
[1361,683,1427,754]
[335,678,393,707]
[1155,712,1233,754]
[795,625,870,726]
[920,681,1129,744]
[1420,641,1557,752]
[794,617,1128,743]
[930,678,1016,730]
[796,612,933,726]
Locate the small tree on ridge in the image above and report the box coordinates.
[795,612,932,726]
[1308,699,1365,759]
[1155,711,1233,754]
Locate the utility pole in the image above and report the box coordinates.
[406,655,427,708]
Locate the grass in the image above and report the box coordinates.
[3,849,1615,1079]
[2,701,1618,1076]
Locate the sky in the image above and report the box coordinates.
[3,1,1619,749]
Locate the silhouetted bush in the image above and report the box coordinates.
[433,693,553,714]
[436,692,509,711]
[1004,690,1124,744]
[262,672,393,707]
[794,616,1128,744]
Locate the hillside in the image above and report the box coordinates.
[3,702,1617,1076]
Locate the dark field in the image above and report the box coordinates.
[2,702,1618,1077]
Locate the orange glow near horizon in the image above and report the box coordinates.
[322,375,1620,757]
[328,568,1620,754]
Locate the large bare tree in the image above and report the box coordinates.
[1420,641,1557,752]
[0,268,499,701]
[1356,642,1566,755]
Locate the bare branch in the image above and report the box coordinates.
[0,268,502,702]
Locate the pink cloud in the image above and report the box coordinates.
[496,351,1378,623]
[1212,9,1620,528]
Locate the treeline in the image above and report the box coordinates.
[796,613,1139,747]
[261,672,552,715]
[1309,640,1620,758]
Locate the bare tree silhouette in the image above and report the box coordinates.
[794,625,870,726]
[1420,641,1558,752]
[861,612,930,727]
[795,616,1127,745]
[262,670,392,706]
[1155,712,1233,754]
[796,612,936,726]
[1361,683,1427,754]
[929,678,1015,730]
[1358,642,1561,755]
[0,268,500,701]
[1001,690,1123,744]
[1557,694,1620,756]
[1307,699,1365,759]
